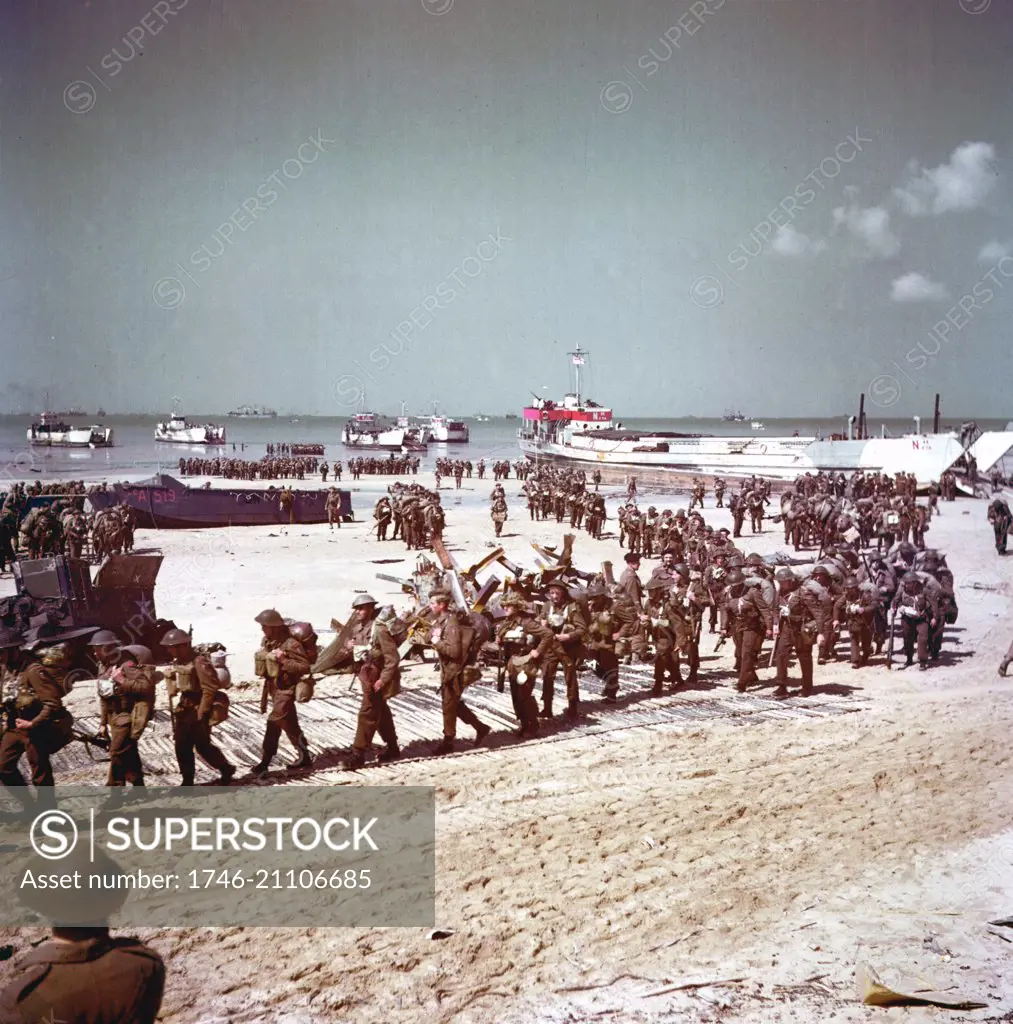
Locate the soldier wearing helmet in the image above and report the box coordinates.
[343,594,402,769]
[832,575,880,669]
[496,592,554,735]
[890,573,938,671]
[161,627,235,786]
[771,568,827,698]
[429,586,491,753]
[719,567,772,693]
[251,608,313,776]
[0,624,83,813]
[644,576,680,694]
[539,580,589,720]
[89,630,155,806]
[671,563,707,686]
[714,476,726,508]
[0,844,165,1023]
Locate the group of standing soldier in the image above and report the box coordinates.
[373,485,445,548]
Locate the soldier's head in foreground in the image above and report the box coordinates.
[351,594,378,622]
[254,608,289,644]
[160,628,192,664]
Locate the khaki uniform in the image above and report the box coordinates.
[496,616,553,734]
[773,586,827,695]
[0,663,72,808]
[431,610,486,740]
[540,599,589,715]
[349,616,401,753]
[722,588,772,691]
[99,660,156,790]
[166,655,233,785]
[0,933,165,1023]
[257,634,312,764]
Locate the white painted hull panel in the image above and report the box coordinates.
[519,432,968,486]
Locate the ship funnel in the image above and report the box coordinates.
[913,415,921,435]
[847,415,855,441]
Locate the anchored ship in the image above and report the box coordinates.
[518,347,1013,486]
[424,402,469,443]
[722,409,747,422]
[227,404,278,418]
[155,409,226,445]
[27,412,113,448]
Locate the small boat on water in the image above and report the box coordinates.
[88,474,353,528]
[343,405,428,452]
[424,402,469,443]
[28,412,113,448]
[751,421,766,431]
[155,410,226,445]
[722,409,747,422]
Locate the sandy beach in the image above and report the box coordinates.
[2,474,1012,1023]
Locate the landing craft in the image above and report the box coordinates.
[517,347,1013,487]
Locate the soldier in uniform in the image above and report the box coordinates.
[496,593,553,735]
[720,568,772,692]
[325,487,342,529]
[429,586,489,753]
[0,846,165,1023]
[671,563,706,685]
[833,575,879,669]
[374,496,393,541]
[540,580,589,720]
[714,476,726,508]
[618,551,643,606]
[772,568,825,697]
[584,583,621,702]
[89,631,157,807]
[251,609,313,775]
[987,496,1012,555]
[891,573,938,671]
[643,577,678,694]
[343,594,401,768]
[491,493,508,537]
[729,491,746,538]
[161,627,235,786]
[0,625,84,813]
[689,478,705,510]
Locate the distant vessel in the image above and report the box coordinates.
[155,408,226,445]
[227,404,277,418]
[517,346,1013,486]
[28,412,113,448]
[424,402,469,443]
[504,413,519,420]
[751,421,766,431]
[473,414,490,422]
[342,410,427,452]
[96,408,107,418]
[722,409,747,422]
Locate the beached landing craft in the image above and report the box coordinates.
[424,402,469,443]
[88,474,353,528]
[518,347,1013,486]
[27,412,113,448]
[154,410,227,445]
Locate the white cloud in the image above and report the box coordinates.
[893,141,998,216]
[771,224,826,258]
[978,240,1011,265]
[831,203,900,258]
[890,272,949,303]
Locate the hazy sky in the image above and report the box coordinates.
[1,0,1011,417]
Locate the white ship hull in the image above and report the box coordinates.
[519,431,977,486]
[27,425,114,448]
[343,425,410,450]
[428,423,469,443]
[155,425,227,444]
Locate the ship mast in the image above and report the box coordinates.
[569,345,586,404]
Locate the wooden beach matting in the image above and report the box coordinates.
[50,661,869,783]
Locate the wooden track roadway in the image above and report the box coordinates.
[50,661,868,785]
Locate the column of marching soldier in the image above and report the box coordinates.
[0,527,962,806]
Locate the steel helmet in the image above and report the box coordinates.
[351,594,377,608]
[121,644,154,665]
[161,628,191,647]
[254,609,286,627]
[87,630,122,647]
